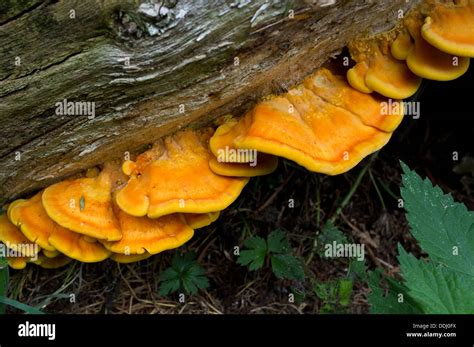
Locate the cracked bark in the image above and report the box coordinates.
[0,0,420,204]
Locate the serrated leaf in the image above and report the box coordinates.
[267,229,290,254]
[368,269,421,314]
[237,236,267,271]
[271,254,305,281]
[159,267,179,282]
[242,235,267,252]
[398,245,474,314]
[158,252,209,296]
[400,162,474,276]
[237,249,266,270]
[158,278,181,296]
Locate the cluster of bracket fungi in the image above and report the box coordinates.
[1,0,473,269]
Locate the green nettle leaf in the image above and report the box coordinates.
[271,254,305,281]
[369,163,474,314]
[400,162,474,276]
[158,252,209,296]
[368,269,421,314]
[267,229,291,254]
[237,236,267,271]
[398,246,474,314]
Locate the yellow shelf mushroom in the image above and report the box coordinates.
[421,0,474,58]
[32,252,73,269]
[101,207,194,255]
[210,69,400,176]
[184,212,220,229]
[405,16,470,81]
[111,252,152,264]
[116,129,249,218]
[0,212,39,258]
[348,39,422,99]
[8,192,57,252]
[42,162,123,241]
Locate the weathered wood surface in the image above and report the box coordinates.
[0,0,420,204]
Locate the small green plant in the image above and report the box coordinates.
[313,278,353,313]
[369,162,474,314]
[158,251,209,296]
[237,229,305,281]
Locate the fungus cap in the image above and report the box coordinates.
[184,212,220,229]
[7,257,30,270]
[102,208,194,255]
[347,40,421,99]
[42,163,122,241]
[391,30,413,60]
[208,153,278,177]
[346,62,373,94]
[111,252,152,264]
[116,129,249,218]
[226,86,392,175]
[8,192,57,251]
[406,16,470,81]
[48,226,111,263]
[306,68,404,132]
[0,213,39,257]
[421,1,474,57]
[33,253,73,269]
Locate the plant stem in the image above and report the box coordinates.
[369,169,386,211]
[328,153,377,225]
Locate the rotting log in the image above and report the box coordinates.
[0,0,421,204]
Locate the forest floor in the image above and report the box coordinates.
[6,66,474,315]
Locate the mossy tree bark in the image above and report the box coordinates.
[0,0,419,204]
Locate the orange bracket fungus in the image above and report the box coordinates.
[111,252,152,264]
[210,68,400,176]
[391,29,414,61]
[184,212,220,229]
[209,153,279,177]
[305,68,404,133]
[347,38,422,99]
[48,226,111,263]
[421,0,474,58]
[405,16,470,81]
[101,207,194,255]
[33,253,73,269]
[7,257,31,270]
[8,192,57,252]
[42,162,123,241]
[0,212,39,258]
[116,129,249,218]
